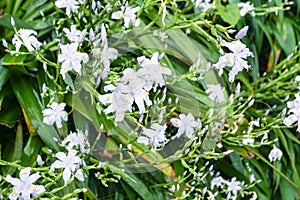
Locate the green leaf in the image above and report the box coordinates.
[22,0,52,21]
[122,172,158,200]
[0,13,32,29]
[0,64,11,92]
[0,97,21,128]
[64,73,75,91]
[254,19,276,67]
[1,54,34,76]
[2,121,23,175]
[279,177,299,200]
[217,4,240,27]
[2,54,27,66]
[21,136,43,166]
[120,180,138,200]
[246,146,299,189]
[274,129,300,183]
[11,73,60,151]
[12,0,23,16]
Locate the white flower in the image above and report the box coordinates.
[249,174,256,183]
[50,150,82,185]
[99,24,118,79]
[2,39,8,48]
[283,113,300,130]
[42,102,68,128]
[268,145,283,162]
[211,176,224,189]
[75,169,85,182]
[287,93,300,110]
[12,29,42,52]
[55,0,79,16]
[283,93,300,131]
[242,138,255,145]
[225,177,243,200]
[42,83,47,95]
[250,191,258,200]
[58,43,88,79]
[99,52,170,121]
[90,24,119,80]
[121,70,153,113]
[238,2,255,17]
[99,81,151,121]
[36,155,45,166]
[99,89,133,121]
[111,10,123,21]
[89,28,101,47]
[101,45,118,66]
[62,129,90,153]
[235,26,249,40]
[137,123,167,147]
[138,52,172,90]
[6,167,45,200]
[63,25,86,43]
[192,0,212,11]
[112,4,140,28]
[206,84,226,103]
[213,40,253,82]
[170,113,201,138]
[11,17,15,26]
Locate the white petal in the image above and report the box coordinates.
[56,152,67,161]
[283,114,297,126]
[75,169,85,182]
[63,168,72,185]
[111,11,123,19]
[170,118,181,128]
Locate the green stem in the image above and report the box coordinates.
[246,147,300,190]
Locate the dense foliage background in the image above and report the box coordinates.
[0,0,300,199]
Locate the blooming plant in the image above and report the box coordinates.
[0,0,299,199]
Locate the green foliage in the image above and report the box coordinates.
[217,3,240,26]
[0,0,299,199]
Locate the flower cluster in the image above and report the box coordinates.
[58,24,89,79]
[238,2,255,16]
[1,0,297,199]
[50,129,90,185]
[111,3,140,28]
[191,0,212,11]
[170,113,201,139]
[206,84,226,103]
[137,123,168,147]
[55,0,82,16]
[213,27,253,82]
[6,168,45,200]
[12,28,42,52]
[99,52,171,121]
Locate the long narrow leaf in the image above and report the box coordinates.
[11,73,60,151]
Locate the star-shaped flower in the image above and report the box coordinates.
[55,0,79,16]
[170,113,201,138]
[50,150,83,185]
[111,4,140,28]
[6,167,45,200]
[12,29,41,52]
[42,102,68,128]
[137,123,167,147]
[58,43,88,79]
